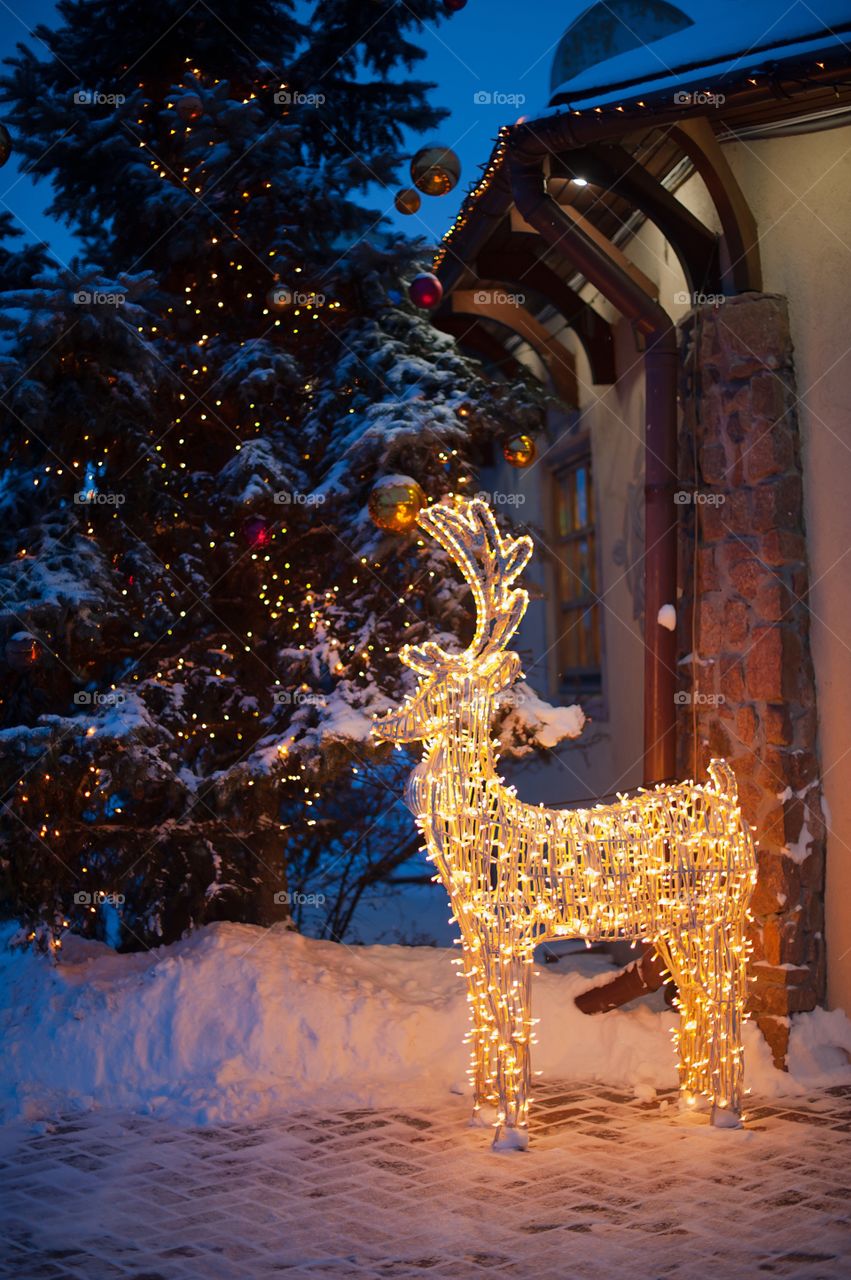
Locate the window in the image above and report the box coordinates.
[550,1,693,93]
[552,452,602,699]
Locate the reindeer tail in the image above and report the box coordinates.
[707,758,738,800]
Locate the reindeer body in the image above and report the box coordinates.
[375,499,756,1149]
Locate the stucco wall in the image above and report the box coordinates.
[489,316,648,809]
[719,128,851,1014]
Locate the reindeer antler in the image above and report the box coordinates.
[402,498,533,673]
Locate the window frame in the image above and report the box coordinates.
[550,441,607,717]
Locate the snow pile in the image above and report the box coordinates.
[498,683,586,753]
[1,921,849,1127]
[657,603,677,632]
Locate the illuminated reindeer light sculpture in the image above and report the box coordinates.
[374,498,755,1150]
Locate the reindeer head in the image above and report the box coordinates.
[373,497,533,745]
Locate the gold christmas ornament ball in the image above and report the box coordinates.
[176,92,204,123]
[368,476,426,533]
[5,631,41,671]
[410,145,461,197]
[0,124,11,167]
[394,187,422,216]
[502,432,537,468]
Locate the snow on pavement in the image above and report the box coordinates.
[2,1082,851,1279]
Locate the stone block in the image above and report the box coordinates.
[751,850,801,915]
[725,600,750,649]
[744,627,783,700]
[760,530,807,566]
[764,704,793,745]
[743,426,795,482]
[699,498,727,541]
[715,294,791,380]
[751,372,791,424]
[720,657,746,702]
[698,595,724,652]
[760,802,787,848]
[699,441,728,485]
[698,546,720,591]
[754,581,790,623]
[750,975,816,1016]
[751,475,803,534]
[735,704,758,745]
[725,548,764,597]
[755,1014,789,1069]
[762,915,809,967]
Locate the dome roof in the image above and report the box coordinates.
[549,0,851,109]
[550,1,692,94]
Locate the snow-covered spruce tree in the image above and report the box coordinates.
[0,244,170,948]
[0,0,581,950]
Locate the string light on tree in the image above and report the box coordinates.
[373,498,756,1149]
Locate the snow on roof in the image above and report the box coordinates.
[549,0,851,109]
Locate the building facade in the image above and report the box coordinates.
[429,0,851,1060]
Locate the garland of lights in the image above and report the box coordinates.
[433,60,846,274]
[433,127,510,272]
[374,498,756,1149]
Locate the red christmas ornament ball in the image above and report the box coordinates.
[444,0,467,11]
[409,273,443,309]
[176,93,204,123]
[242,515,270,548]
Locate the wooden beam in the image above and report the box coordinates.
[476,241,616,384]
[671,118,762,293]
[451,291,578,406]
[511,202,659,299]
[432,312,524,378]
[549,145,722,296]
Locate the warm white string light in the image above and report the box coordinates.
[374,498,756,1149]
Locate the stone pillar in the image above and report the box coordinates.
[677,293,825,1068]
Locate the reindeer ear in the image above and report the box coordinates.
[400,640,449,676]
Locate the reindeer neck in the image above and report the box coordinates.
[425,673,499,781]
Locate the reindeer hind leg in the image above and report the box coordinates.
[662,929,746,1125]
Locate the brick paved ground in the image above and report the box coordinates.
[1,1082,850,1280]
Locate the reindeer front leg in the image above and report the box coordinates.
[461,933,501,1126]
[481,930,533,1151]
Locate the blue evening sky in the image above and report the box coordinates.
[0,0,569,267]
